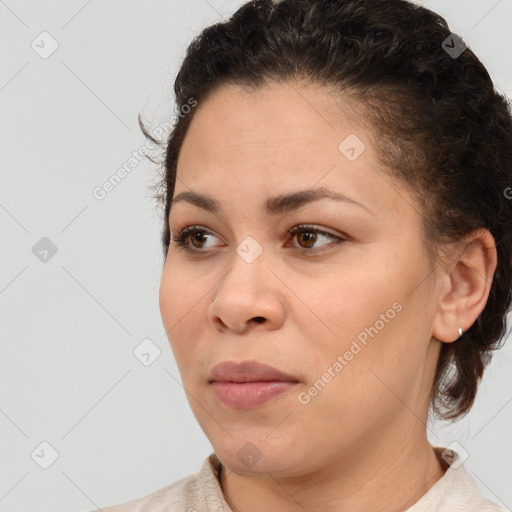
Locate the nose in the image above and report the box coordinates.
[207,251,286,334]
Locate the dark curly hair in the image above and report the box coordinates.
[140,0,512,421]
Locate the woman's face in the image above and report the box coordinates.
[159,81,443,476]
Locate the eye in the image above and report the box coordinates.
[171,225,221,251]
[171,224,345,253]
[287,224,345,251]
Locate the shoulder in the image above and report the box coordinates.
[90,452,230,512]
[409,446,506,512]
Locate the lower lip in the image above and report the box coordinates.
[211,381,298,409]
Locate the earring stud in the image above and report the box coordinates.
[458,327,463,337]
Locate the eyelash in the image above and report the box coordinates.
[170,224,345,253]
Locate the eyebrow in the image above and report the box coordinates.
[171,186,374,216]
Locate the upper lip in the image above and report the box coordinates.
[208,360,299,383]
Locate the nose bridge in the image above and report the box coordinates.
[208,237,285,331]
[218,237,268,296]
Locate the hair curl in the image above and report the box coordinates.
[140,0,512,421]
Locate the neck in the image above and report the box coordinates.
[218,432,446,512]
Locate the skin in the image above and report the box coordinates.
[159,81,497,512]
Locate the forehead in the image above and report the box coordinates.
[175,81,415,222]
[181,81,361,151]
[179,83,366,177]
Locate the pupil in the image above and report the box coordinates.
[299,231,316,248]
[192,232,206,247]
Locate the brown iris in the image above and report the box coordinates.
[190,231,208,249]
[296,229,317,249]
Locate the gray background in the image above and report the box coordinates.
[0,1,511,511]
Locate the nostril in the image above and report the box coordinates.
[252,316,265,323]
[216,318,228,329]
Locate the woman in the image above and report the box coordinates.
[96,0,512,510]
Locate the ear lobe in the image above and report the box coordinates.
[431,228,497,344]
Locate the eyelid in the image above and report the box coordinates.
[171,224,224,247]
[287,224,344,241]
[171,223,347,253]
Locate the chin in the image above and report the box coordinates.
[213,437,304,476]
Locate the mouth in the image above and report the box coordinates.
[208,360,300,409]
[210,380,299,409]
[208,359,299,384]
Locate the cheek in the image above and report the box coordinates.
[159,263,206,353]
[160,254,204,312]
[301,263,419,386]
[304,266,395,338]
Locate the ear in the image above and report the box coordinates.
[432,228,497,343]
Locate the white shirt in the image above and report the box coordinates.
[93,446,505,511]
